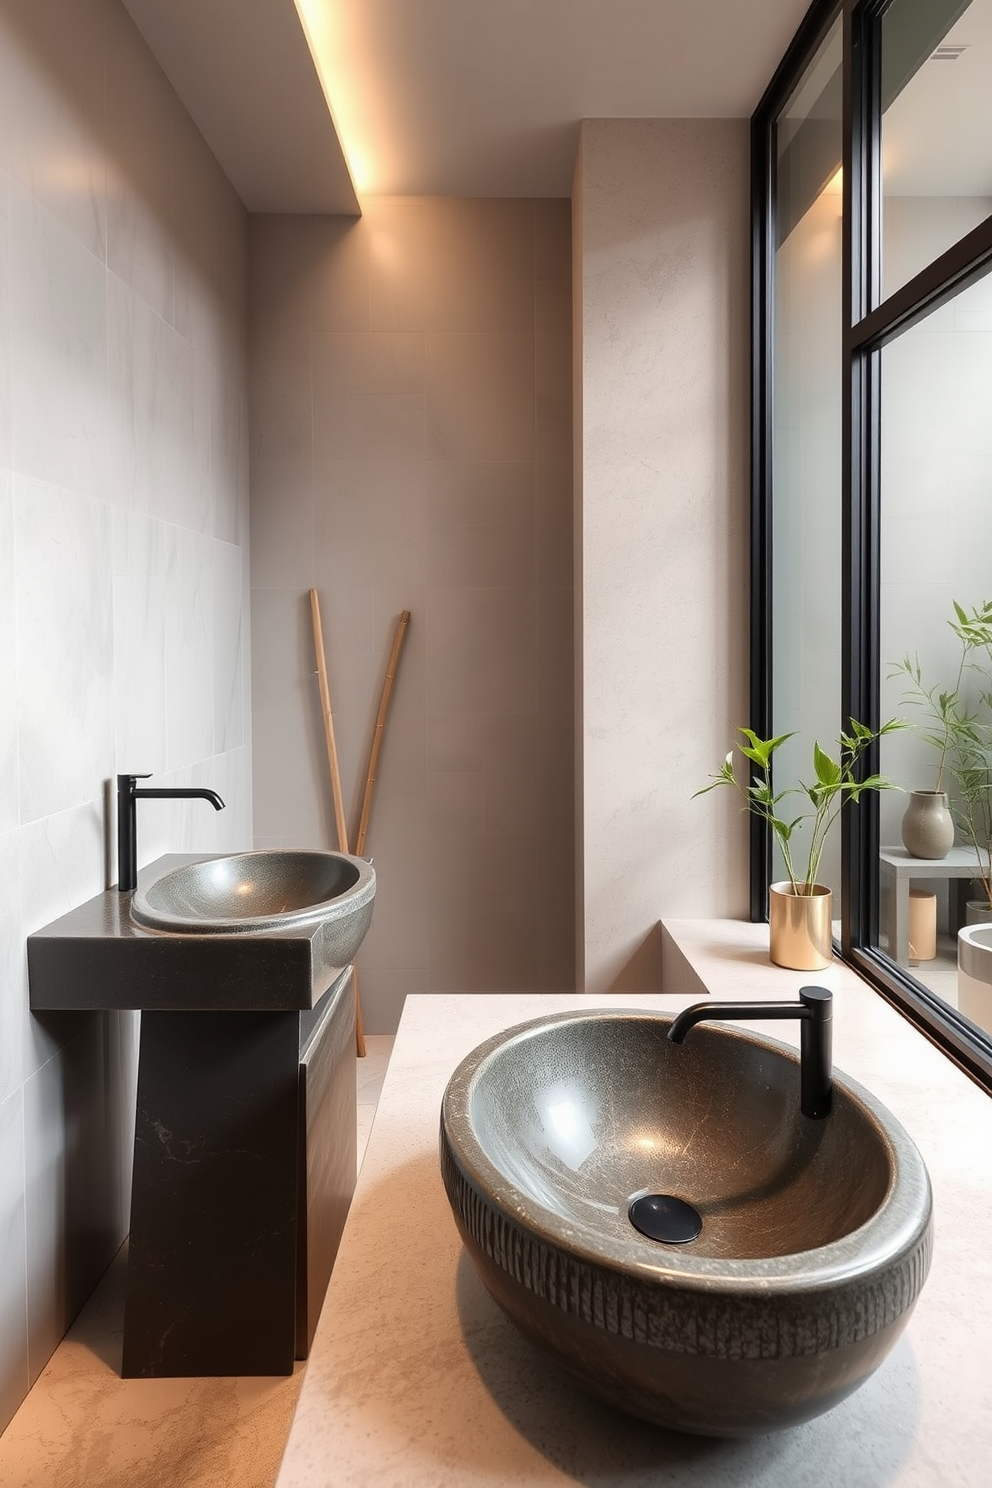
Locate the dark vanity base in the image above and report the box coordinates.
[27,860,361,1378]
[123,974,356,1377]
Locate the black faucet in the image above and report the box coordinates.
[667,986,833,1119]
[117,773,225,892]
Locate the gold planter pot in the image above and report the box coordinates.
[769,882,833,971]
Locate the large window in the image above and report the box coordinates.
[754,0,992,1086]
[771,17,844,905]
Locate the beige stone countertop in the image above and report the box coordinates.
[275,921,992,1487]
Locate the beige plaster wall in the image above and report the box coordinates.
[248,200,575,1030]
[575,119,751,993]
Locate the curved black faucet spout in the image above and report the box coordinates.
[667,987,833,1119]
[117,773,226,892]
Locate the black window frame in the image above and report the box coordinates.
[752,0,992,1089]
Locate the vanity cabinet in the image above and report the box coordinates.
[27,857,359,1377]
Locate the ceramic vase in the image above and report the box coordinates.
[900,791,954,860]
[768,882,832,971]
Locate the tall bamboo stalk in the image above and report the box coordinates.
[309,588,366,1057]
[355,610,411,856]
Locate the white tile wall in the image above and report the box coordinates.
[0,172,12,469]
[0,831,26,1106]
[2,0,109,265]
[8,180,112,500]
[0,1087,29,1431]
[111,509,170,771]
[0,473,17,834]
[14,478,115,823]
[0,0,250,1431]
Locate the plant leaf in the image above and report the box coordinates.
[737,729,793,771]
[813,743,841,787]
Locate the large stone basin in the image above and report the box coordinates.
[440,1009,933,1437]
[131,847,375,939]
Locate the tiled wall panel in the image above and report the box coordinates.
[249,201,575,1027]
[0,0,250,1428]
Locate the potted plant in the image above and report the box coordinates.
[892,599,992,913]
[696,719,902,969]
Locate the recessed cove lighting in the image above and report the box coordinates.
[293,0,381,196]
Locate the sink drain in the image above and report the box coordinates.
[628,1193,702,1245]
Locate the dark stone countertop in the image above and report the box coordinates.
[28,854,349,1012]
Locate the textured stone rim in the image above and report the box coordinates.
[131,849,376,934]
[958,922,992,981]
[440,1010,934,1361]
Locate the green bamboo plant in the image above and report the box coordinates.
[892,599,992,910]
[695,719,903,896]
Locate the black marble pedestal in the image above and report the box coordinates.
[122,978,355,1377]
[27,858,359,1379]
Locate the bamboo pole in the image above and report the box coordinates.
[355,610,411,857]
[309,588,366,1057]
[309,589,348,853]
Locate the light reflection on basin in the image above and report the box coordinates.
[440,1009,933,1437]
[131,849,375,946]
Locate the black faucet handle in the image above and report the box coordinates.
[116,773,224,892]
[666,991,833,1120]
[799,986,832,1010]
[798,987,832,1120]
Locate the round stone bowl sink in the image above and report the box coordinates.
[131,850,375,948]
[439,1010,933,1437]
[958,922,992,1034]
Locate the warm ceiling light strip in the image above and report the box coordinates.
[292,0,372,194]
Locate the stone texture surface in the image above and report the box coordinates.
[276,950,992,1485]
[439,1006,931,1432]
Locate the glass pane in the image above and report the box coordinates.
[878,264,992,1035]
[772,16,844,901]
[882,0,992,300]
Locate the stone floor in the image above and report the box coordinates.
[0,1034,395,1488]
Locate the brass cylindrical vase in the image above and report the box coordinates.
[908,889,937,962]
[769,882,833,971]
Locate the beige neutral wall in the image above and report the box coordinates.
[575,119,750,993]
[248,200,575,1030]
[0,0,250,1431]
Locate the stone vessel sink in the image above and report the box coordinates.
[440,1009,933,1437]
[28,852,376,1012]
[958,921,992,1034]
[131,848,375,944]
